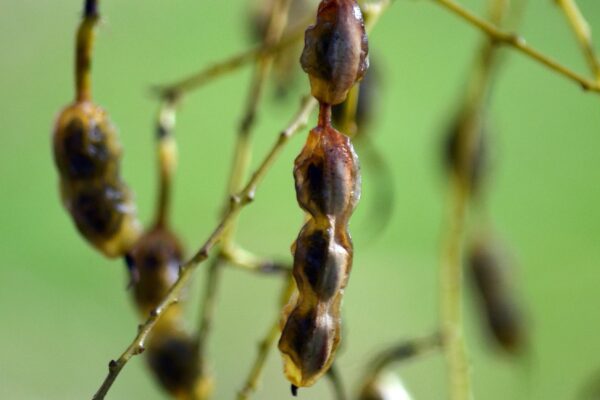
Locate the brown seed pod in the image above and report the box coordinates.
[468,238,525,353]
[127,227,183,316]
[126,226,213,400]
[53,2,141,258]
[278,124,360,388]
[301,0,369,105]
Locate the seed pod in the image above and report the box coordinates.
[468,238,525,353]
[127,227,213,400]
[278,124,360,388]
[301,0,369,105]
[358,373,413,400]
[127,227,183,316]
[146,330,213,400]
[53,2,141,258]
[442,109,488,195]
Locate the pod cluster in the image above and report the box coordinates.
[278,0,367,390]
[127,228,211,400]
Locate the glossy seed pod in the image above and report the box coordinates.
[358,373,413,400]
[279,125,360,388]
[294,125,361,220]
[127,227,183,316]
[468,238,524,353]
[301,0,369,105]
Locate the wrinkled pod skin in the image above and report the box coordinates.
[53,102,141,258]
[127,227,212,400]
[278,124,361,387]
[301,0,369,105]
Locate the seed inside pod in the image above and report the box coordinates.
[301,0,369,105]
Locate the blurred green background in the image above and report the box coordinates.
[1,0,600,399]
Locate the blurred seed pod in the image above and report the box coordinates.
[127,226,184,316]
[467,236,526,354]
[146,330,213,400]
[442,109,489,195]
[53,3,142,258]
[358,372,413,400]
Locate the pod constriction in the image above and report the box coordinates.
[279,124,360,388]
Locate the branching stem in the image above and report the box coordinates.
[432,0,600,93]
[91,96,317,400]
[237,276,295,400]
[555,0,600,81]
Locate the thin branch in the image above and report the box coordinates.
[439,174,472,400]
[555,0,600,81]
[366,334,442,380]
[195,256,224,374]
[326,364,347,400]
[221,244,291,275]
[221,0,294,243]
[237,276,295,400]
[153,98,179,228]
[193,0,294,385]
[91,96,317,400]
[431,0,600,93]
[153,21,308,100]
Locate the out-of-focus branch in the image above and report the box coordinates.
[555,0,600,81]
[431,0,600,93]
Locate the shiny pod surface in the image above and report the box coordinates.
[279,125,360,387]
[301,0,369,105]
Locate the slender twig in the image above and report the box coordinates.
[195,256,224,373]
[193,0,294,384]
[91,96,317,400]
[326,364,347,400]
[237,276,295,400]
[440,174,472,400]
[75,0,99,102]
[437,0,514,398]
[431,0,600,93]
[221,0,294,243]
[555,0,600,81]
[366,334,442,380]
[153,20,309,100]
[221,244,290,275]
[153,97,179,228]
